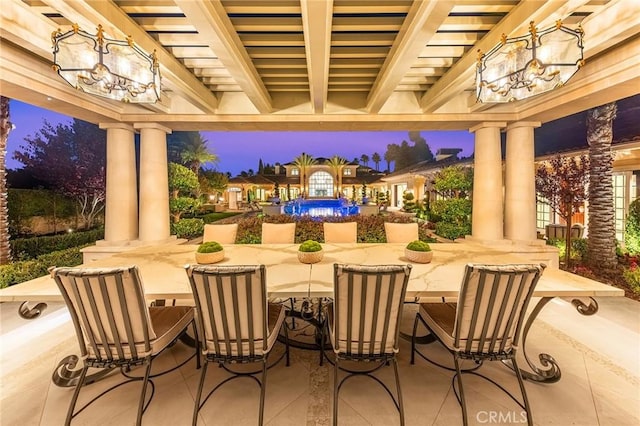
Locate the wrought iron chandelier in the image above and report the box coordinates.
[52,24,160,103]
[476,21,584,103]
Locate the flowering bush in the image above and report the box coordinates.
[623,261,640,294]
[571,264,597,280]
[625,199,640,254]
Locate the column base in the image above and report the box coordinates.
[82,237,187,263]
[459,237,559,269]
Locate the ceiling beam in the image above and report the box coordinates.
[41,0,219,114]
[579,0,640,58]
[300,0,333,114]
[0,0,56,59]
[419,0,585,113]
[174,0,272,113]
[366,1,454,113]
[120,111,518,132]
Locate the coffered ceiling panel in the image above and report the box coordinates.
[1,0,638,130]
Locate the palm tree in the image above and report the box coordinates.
[384,146,397,172]
[0,96,12,264]
[180,133,218,175]
[372,152,381,171]
[586,102,618,271]
[327,155,348,198]
[293,152,317,198]
[360,154,370,167]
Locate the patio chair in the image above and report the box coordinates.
[323,222,357,243]
[261,222,296,243]
[411,263,546,426]
[329,264,412,425]
[384,222,419,243]
[203,223,238,244]
[186,264,289,426]
[250,201,263,212]
[52,266,198,426]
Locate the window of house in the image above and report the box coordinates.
[291,168,299,176]
[614,173,627,242]
[308,171,333,197]
[536,199,551,230]
[343,168,352,176]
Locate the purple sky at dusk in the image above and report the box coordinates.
[7,100,475,175]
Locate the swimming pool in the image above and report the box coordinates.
[283,199,359,217]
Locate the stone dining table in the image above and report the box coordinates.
[0,240,624,384]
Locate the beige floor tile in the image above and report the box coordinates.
[2,299,640,426]
[583,356,640,425]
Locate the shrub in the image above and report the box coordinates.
[293,217,324,242]
[168,162,199,195]
[430,198,471,240]
[431,199,472,223]
[170,197,198,223]
[200,212,241,224]
[546,238,588,261]
[623,262,640,294]
[0,246,85,288]
[197,241,223,253]
[402,191,416,212]
[433,166,473,197]
[10,227,104,260]
[435,222,471,240]
[233,214,435,244]
[406,240,431,252]
[299,240,322,252]
[171,218,204,239]
[625,199,640,254]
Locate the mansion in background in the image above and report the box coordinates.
[223,96,639,244]
[225,157,386,209]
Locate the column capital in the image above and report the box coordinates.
[469,122,507,133]
[133,123,173,134]
[506,121,541,131]
[99,122,135,131]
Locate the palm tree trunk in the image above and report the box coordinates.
[0,96,12,264]
[586,102,617,271]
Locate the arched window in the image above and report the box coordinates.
[308,171,334,198]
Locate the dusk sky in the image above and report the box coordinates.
[7,100,475,176]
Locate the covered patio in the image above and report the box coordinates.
[1,1,640,425]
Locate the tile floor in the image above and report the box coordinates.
[1,297,639,425]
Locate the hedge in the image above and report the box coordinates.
[234,214,436,244]
[10,228,104,260]
[0,246,86,289]
[172,218,205,239]
[8,189,77,236]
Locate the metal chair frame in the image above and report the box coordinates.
[186,265,290,426]
[53,266,198,426]
[330,263,412,426]
[411,263,545,426]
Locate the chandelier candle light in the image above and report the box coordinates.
[52,24,160,103]
[476,20,584,103]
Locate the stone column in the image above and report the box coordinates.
[99,123,138,243]
[505,121,540,242]
[470,122,506,241]
[413,175,426,201]
[135,123,172,242]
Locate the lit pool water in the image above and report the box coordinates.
[283,199,359,217]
